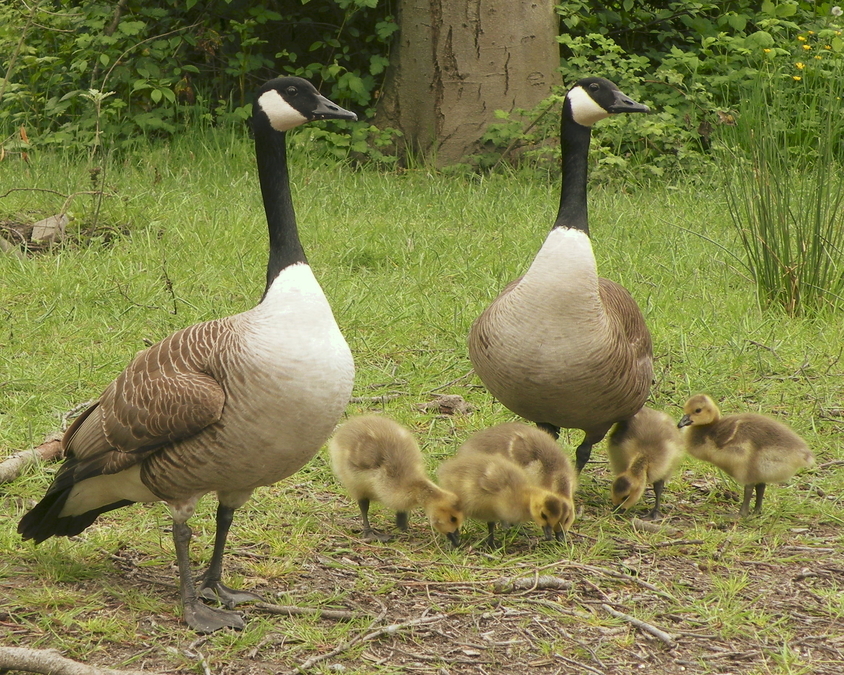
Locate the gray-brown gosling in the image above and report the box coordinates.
[456,422,576,540]
[607,406,684,520]
[678,394,815,517]
[437,451,564,549]
[329,415,463,546]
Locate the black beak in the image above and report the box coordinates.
[542,525,554,541]
[678,415,692,428]
[607,89,650,115]
[447,530,461,548]
[311,94,357,122]
[554,529,567,543]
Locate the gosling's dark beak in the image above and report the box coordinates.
[607,89,650,115]
[554,529,567,543]
[311,94,357,122]
[447,530,461,548]
[678,415,692,429]
[542,525,554,541]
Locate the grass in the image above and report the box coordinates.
[1,127,843,674]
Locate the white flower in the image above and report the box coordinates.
[832,5,843,16]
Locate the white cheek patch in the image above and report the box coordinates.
[568,86,610,127]
[258,89,308,132]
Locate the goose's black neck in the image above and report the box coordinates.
[553,111,592,235]
[255,123,307,298]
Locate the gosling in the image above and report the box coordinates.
[678,394,815,517]
[437,452,564,549]
[607,407,684,520]
[328,415,463,546]
[457,422,576,540]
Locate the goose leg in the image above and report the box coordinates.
[644,479,665,521]
[396,511,409,531]
[358,498,390,542]
[536,423,560,440]
[173,521,245,633]
[198,505,264,609]
[484,522,498,549]
[752,483,766,515]
[740,485,755,517]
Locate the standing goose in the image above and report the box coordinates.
[18,77,357,633]
[678,394,814,517]
[468,77,652,472]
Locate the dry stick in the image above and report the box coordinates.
[290,612,445,673]
[426,369,475,393]
[0,647,161,675]
[559,561,676,601]
[0,433,63,484]
[255,602,356,621]
[349,393,403,403]
[600,603,677,649]
[492,575,574,594]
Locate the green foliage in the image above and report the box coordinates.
[719,38,844,316]
[0,0,396,155]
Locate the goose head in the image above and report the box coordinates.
[254,76,357,132]
[678,394,721,428]
[528,490,565,540]
[565,77,650,128]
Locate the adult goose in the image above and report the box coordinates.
[468,77,653,472]
[18,77,357,633]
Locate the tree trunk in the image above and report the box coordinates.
[376,0,560,167]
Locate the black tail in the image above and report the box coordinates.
[18,486,133,543]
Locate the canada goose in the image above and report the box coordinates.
[437,452,564,548]
[457,422,576,540]
[607,406,684,520]
[468,77,653,472]
[17,77,357,633]
[678,394,815,517]
[328,415,463,546]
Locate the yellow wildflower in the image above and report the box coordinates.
[798,35,807,41]
[796,62,805,68]
[808,30,815,35]
[793,75,802,81]
[815,55,823,59]
[803,44,812,50]
[825,44,832,49]
[763,48,772,53]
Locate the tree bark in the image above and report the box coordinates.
[377,0,560,166]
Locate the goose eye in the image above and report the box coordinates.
[285,86,298,96]
[589,83,600,91]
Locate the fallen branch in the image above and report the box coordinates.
[349,393,403,404]
[255,602,356,621]
[0,646,161,675]
[492,575,573,594]
[600,604,677,649]
[289,612,445,673]
[0,433,63,484]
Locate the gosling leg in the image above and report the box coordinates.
[484,522,498,549]
[753,483,767,515]
[644,479,665,521]
[396,511,409,531]
[358,498,390,542]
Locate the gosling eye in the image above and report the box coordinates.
[285,86,298,97]
[540,512,548,521]
[450,515,458,523]
[695,408,702,413]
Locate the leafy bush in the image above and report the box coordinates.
[0,0,396,153]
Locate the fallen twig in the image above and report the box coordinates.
[0,646,160,675]
[290,611,445,673]
[0,433,63,484]
[349,393,403,404]
[255,601,356,621]
[492,574,573,594]
[600,603,677,648]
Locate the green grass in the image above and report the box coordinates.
[1,128,843,674]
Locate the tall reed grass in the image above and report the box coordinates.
[720,32,844,316]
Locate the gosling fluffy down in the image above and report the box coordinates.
[437,452,564,548]
[607,407,684,520]
[329,415,463,545]
[678,394,815,517]
[456,422,576,539]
